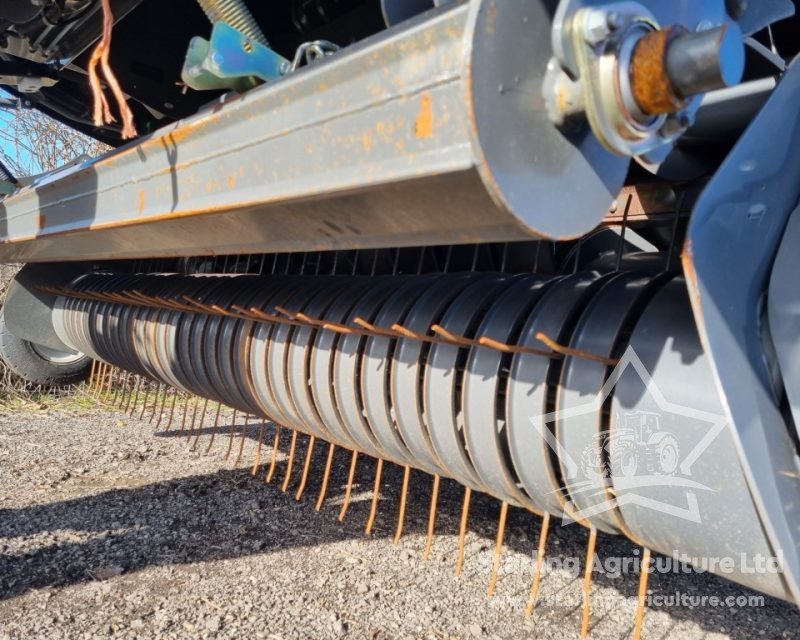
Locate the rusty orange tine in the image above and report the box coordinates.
[128,376,141,415]
[252,418,266,475]
[455,486,472,577]
[536,331,619,366]
[365,458,384,535]
[321,321,360,335]
[229,304,262,321]
[206,403,221,453]
[393,465,411,544]
[192,397,209,449]
[234,414,250,467]
[352,317,402,339]
[275,305,360,334]
[138,379,151,419]
[295,435,316,501]
[633,548,652,640]
[281,429,299,492]
[487,501,509,597]
[88,359,97,390]
[430,324,479,348]
[265,423,281,482]
[89,360,99,395]
[103,366,115,402]
[179,394,191,434]
[186,395,201,444]
[148,382,160,423]
[117,372,131,408]
[315,443,336,512]
[225,409,238,460]
[273,305,301,320]
[166,390,179,431]
[93,362,106,398]
[525,512,551,617]
[337,450,359,522]
[477,335,556,359]
[581,526,598,639]
[243,306,297,325]
[125,375,138,413]
[155,384,169,429]
[423,474,441,561]
[180,295,211,312]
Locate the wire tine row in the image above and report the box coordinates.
[40,284,620,366]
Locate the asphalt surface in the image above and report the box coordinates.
[1,397,798,639]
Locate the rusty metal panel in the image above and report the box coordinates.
[0,1,626,262]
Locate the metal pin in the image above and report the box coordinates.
[633,548,652,640]
[295,434,316,501]
[90,360,98,394]
[186,395,201,444]
[423,474,440,560]
[97,364,112,402]
[393,465,411,544]
[281,429,299,492]
[191,398,209,450]
[525,511,551,617]
[149,382,163,423]
[93,362,106,398]
[581,526,598,640]
[225,409,238,460]
[179,394,191,434]
[117,372,131,408]
[365,458,384,535]
[154,384,169,429]
[234,414,250,467]
[94,362,106,397]
[315,442,336,511]
[138,380,151,419]
[455,486,472,577]
[128,376,141,416]
[125,376,142,416]
[487,501,509,597]
[103,366,115,402]
[206,403,221,453]
[252,418,266,475]
[166,390,179,431]
[337,450,359,522]
[265,423,281,482]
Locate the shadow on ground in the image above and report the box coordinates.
[1,418,797,640]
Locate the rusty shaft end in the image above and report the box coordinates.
[630,24,745,116]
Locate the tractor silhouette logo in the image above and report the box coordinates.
[581,411,680,482]
[531,346,728,525]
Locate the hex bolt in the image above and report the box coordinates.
[583,9,612,46]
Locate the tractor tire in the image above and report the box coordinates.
[0,307,90,386]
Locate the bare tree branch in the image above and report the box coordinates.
[0,104,109,178]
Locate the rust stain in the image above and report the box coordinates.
[226,175,236,190]
[630,28,684,115]
[415,94,434,139]
[556,84,571,115]
[137,190,146,214]
[486,1,498,36]
[362,131,373,152]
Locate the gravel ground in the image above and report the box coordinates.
[1,394,798,640]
